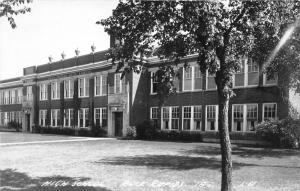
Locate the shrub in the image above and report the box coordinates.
[155,130,203,142]
[59,127,75,135]
[91,125,107,137]
[256,118,300,148]
[125,126,137,139]
[136,120,156,139]
[7,121,22,132]
[78,128,91,137]
[32,125,41,133]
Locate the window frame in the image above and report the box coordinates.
[51,81,60,100]
[263,73,278,86]
[51,109,60,127]
[94,107,107,127]
[64,79,74,99]
[150,72,159,95]
[94,75,107,97]
[205,105,218,131]
[39,84,47,101]
[263,103,277,121]
[206,70,217,90]
[39,110,47,126]
[78,108,89,128]
[64,108,73,127]
[114,73,123,94]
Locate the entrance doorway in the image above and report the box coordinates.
[114,112,123,137]
[26,114,30,132]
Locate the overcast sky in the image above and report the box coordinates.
[0,0,118,80]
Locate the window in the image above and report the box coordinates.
[17,88,22,104]
[183,66,203,91]
[10,112,15,122]
[233,105,244,132]
[79,78,89,97]
[183,106,191,130]
[64,109,73,127]
[102,75,107,95]
[194,66,203,90]
[64,80,74,99]
[263,103,277,121]
[194,106,202,130]
[94,108,107,127]
[39,84,47,101]
[264,73,278,86]
[161,107,179,130]
[234,59,245,87]
[10,89,15,104]
[114,73,123,94]
[206,105,218,131]
[0,112,4,125]
[17,111,22,125]
[183,106,202,131]
[0,91,2,105]
[183,67,192,91]
[4,91,9,104]
[39,110,47,126]
[231,104,258,132]
[206,71,217,90]
[78,108,89,128]
[151,72,159,94]
[150,107,159,128]
[95,75,107,96]
[3,112,8,125]
[162,107,170,130]
[51,109,60,127]
[171,107,179,130]
[51,81,60,99]
[247,58,259,86]
[246,104,258,131]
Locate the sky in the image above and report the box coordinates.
[0,0,118,80]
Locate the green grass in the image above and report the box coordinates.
[0,132,300,191]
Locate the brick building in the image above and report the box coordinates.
[0,48,294,140]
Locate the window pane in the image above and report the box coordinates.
[207,75,217,89]
[184,68,192,91]
[194,67,202,90]
[102,75,107,95]
[183,107,191,130]
[95,76,100,95]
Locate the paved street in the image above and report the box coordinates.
[0,132,300,191]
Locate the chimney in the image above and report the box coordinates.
[91,44,96,53]
[61,52,66,60]
[48,55,53,63]
[75,48,80,57]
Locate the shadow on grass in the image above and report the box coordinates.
[181,145,300,159]
[0,169,110,191]
[95,155,255,171]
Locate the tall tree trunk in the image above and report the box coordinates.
[216,71,233,191]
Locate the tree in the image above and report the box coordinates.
[0,0,32,28]
[98,1,300,190]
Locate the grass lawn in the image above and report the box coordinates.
[0,132,300,191]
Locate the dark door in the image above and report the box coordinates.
[114,112,123,137]
[26,114,30,132]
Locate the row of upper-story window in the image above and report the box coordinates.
[150,58,277,94]
[0,111,22,125]
[38,73,124,101]
[150,103,277,132]
[0,88,23,105]
[38,107,107,128]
